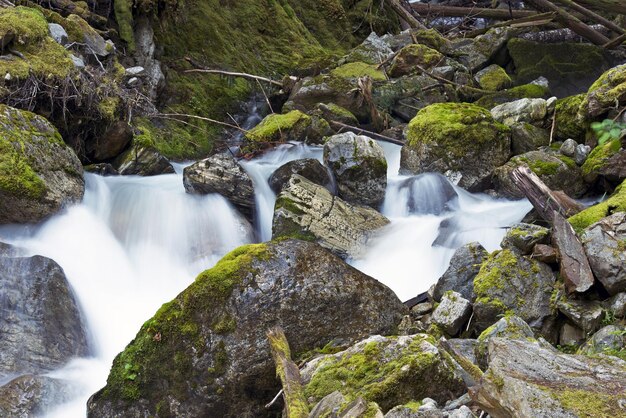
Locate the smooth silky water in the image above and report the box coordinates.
[0,141,531,416]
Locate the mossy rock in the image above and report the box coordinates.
[388,43,444,78]
[330,61,386,80]
[569,179,626,233]
[475,64,512,92]
[400,102,511,191]
[412,28,451,54]
[316,102,359,126]
[554,94,586,142]
[474,83,550,109]
[578,64,626,121]
[580,138,622,183]
[87,239,406,418]
[507,38,611,97]
[245,110,312,146]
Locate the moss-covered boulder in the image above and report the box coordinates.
[451,27,514,72]
[474,82,550,110]
[500,223,550,255]
[388,44,444,78]
[507,38,612,97]
[569,179,626,233]
[0,105,84,224]
[578,64,626,120]
[510,122,550,155]
[315,102,359,126]
[87,239,406,418]
[245,110,313,146]
[302,334,466,413]
[475,64,511,91]
[580,138,623,183]
[472,249,556,335]
[400,103,511,191]
[554,94,586,142]
[493,149,586,199]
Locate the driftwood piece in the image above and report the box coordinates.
[330,121,405,145]
[509,166,569,225]
[524,0,611,45]
[410,3,538,20]
[390,0,428,30]
[267,326,309,418]
[552,213,595,294]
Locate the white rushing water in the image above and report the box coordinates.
[0,141,530,416]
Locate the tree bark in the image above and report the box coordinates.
[390,0,428,30]
[509,166,570,225]
[552,213,596,294]
[410,3,538,20]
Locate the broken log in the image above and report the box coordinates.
[267,326,309,418]
[551,0,625,36]
[509,166,570,224]
[552,213,595,293]
[524,0,611,45]
[574,0,626,15]
[604,33,626,49]
[410,3,538,20]
[390,0,428,30]
[330,121,405,146]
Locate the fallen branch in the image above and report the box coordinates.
[410,3,538,19]
[574,0,626,15]
[465,12,557,37]
[184,69,283,87]
[330,121,404,145]
[604,33,626,49]
[389,0,428,30]
[155,112,248,132]
[509,166,569,225]
[551,0,625,36]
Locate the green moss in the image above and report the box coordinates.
[551,388,623,417]
[583,65,626,116]
[475,83,550,109]
[324,103,357,122]
[477,66,512,91]
[581,138,621,178]
[515,155,561,176]
[113,0,135,52]
[404,400,422,411]
[412,28,450,53]
[330,61,386,81]
[554,94,586,141]
[569,179,626,232]
[246,110,311,143]
[389,43,443,77]
[98,97,121,123]
[0,6,48,44]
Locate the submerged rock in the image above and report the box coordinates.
[87,239,406,418]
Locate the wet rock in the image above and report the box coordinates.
[48,23,68,45]
[500,223,549,255]
[490,98,548,126]
[86,121,133,161]
[433,242,488,302]
[559,322,585,347]
[510,122,550,156]
[531,244,557,264]
[560,138,577,158]
[474,65,511,91]
[343,32,394,65]
[557,299,605,334]
[113,145,175,177]
[324,132,387,207]
[0,255,89,376]
[577,325,625,356]
[400,103,511,191]
[272,175,389,258]
[431,291,472,336]
[389,44,444,78]
[582,212,626,295]
[303,334,466,413]
[87,239,406,418]
[0,374,73,417]
[268,158,332,194]
[0,241,24,258]
[0,105,84,224]
[84,163,119,176]
[183,154,255,221]
[475,316,535,368]
[472,249,556,335]
[574,144,591,165]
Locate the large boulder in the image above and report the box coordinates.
[0,255,89,377]
[0,105,84,224]
[400,103,511,191]
[474,64,511,91]
[183,154,256,221]
[451,28,514,72]
[388,44,444,78]
[471,338,626,417]
[244,110,313,146]
[433,242,488,302]
[580,138,624,184]
[113,145,175,176]
[472,249,556,335]
[272,175,389,258]
[582,212,626,295]
[268,158,333,194]
[490,98,548,127]
[323,132,387,207]
[510,122,550,156]
[0,374,72,417]
[303,334,466,413]
[430,291,472,336]
[578,63,626,120]
[568,179,626,233]
[87,239,406,418]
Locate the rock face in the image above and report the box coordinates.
[433,242,488,302]
[471,338,626,417]
[183,154,256,221]
[323,132,387,207]
[400,103,511,191]
[272,175,389,258]
[268,158,333,194]
[113,145,175,176]
[303,334,466,413]
[0,374,72,417]
[87,239,406,418]
[0,255,89,376]
[0,105,84,224]
[582,212,626,295]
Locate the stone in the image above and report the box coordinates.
[245,110,313,146]
[268,158,332,194]
[574,144,591,165]
[475,315,535,368]
[560,138,577,157]
[559,322,585,347]
[491,98,548,126]
[0,255,89,376]
[580,139,624,184]
[113,145,175,177]
[473,249,556,335]
[431,291,472,336]
[309,391,346,418]
[67,14,109,57]
[323,132,387,207]
[183,154,256,221]
[595,149,626,185]
[433,242,488,302]
[272,175,389,258]
[0,241,24,258]
[84,163,119,176]
[86,121,133,161]
[546,96,557,113]
[554,94,586,142]
[582,212,626,295]
[411,302,433,317]
[126,77,140,87]
[0,105,84,224]
[578,63,626,120]
[343,32,394,65]
[303,334,466,413]
[70,54,85,69]
[125,66,145,76]
[389,44,444,78]
[471,338,626,417]
[510,122,550,156]
[445,340,478,366]
[474,65,511,91]
[531,244,557,264]
[0,374,72,417]
[88,239,406,418]
[48,23,68,45]
[400,103,511,191]
[500,223,550,255]
[557,299,605,334]
[578,325,625,356]
[452,28,514,72]
[447,405,472,418]
[606,293,626,318]
[315,103,359,126]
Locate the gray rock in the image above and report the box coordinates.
[452,28,514,72]
[48,23,68,45]
[560,138,577,157]
[86,120,133,161]
[126,77,140,87]
[183,154,255,221]
[500,223,550,255]
[0,106,84,224]
[433,242,488,302]
[446,340,478,366]
[272,175,389,258]
[66,14,109,57]
[0,255,89,377]
[559,322,585,347]
[431,291,472,336]
[113,145,175,177]
[384,405,423,417]
[577,325,625,356]
[474,65,511,91]
[491,98,548,126]
[557,299,605,334]
[574,144,591,165]
[471,338,626,417]
[309,390,346,418]
[268,158,333,194]
[0,241,24,258]
[510,122,550,156]
[341,397,382,417]
[0,374,73,417]
[582,212,626,295]
[87,240,407,418]
[133,17,164,100]
[343,32,394,65]
[411,301,434,316]
[70,54,85,69]
[443,393,471,411]
[475,315,535,368]
[606,292,626,318]
[125,66,145,76]
[324,132,387,208]
[546,96,557,114]
[446,406,473,418]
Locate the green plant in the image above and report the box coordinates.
[591,119,626,146]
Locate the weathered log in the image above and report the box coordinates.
[509,166,570,225]
[410,3,538,20]
[330,121,405,146]
[552,0,625,36]
[605,33,626,49]
[267,326,309,418]
[390,0,428,30]
[574,0,626,15]
[519,23,612,42]
[524,0,611,45]
[465,12,557,37]
[552,213,595,293]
